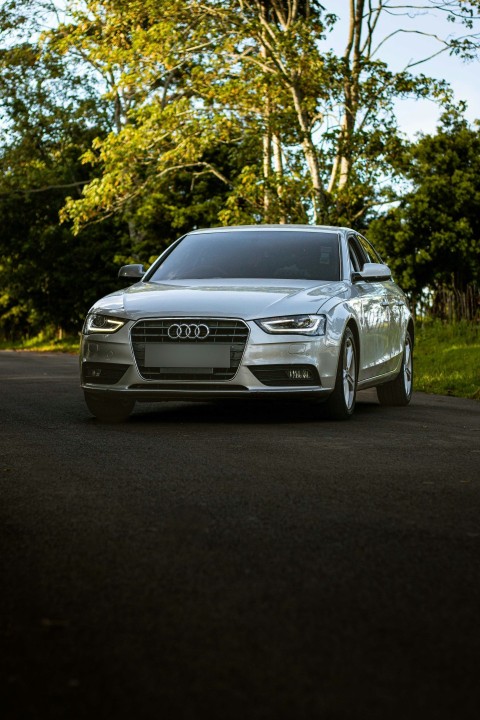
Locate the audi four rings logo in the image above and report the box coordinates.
[167,323,210,340]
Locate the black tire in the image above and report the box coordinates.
[84,391,135,422]
[325,327,358,421]
[376,330,413,406]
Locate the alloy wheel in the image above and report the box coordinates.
[343,337,356,410]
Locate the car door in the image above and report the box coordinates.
[357,233,406,365]
[348,234,391,380]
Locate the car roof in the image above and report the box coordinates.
[187,224,351,235]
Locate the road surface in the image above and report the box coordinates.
[1,351,479,719]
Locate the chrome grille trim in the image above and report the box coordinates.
[130,317,250,381]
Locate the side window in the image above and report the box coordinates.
[349,245,360,272]
[357,234,383,264]
[348,235,367,273]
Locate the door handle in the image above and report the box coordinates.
[380,300,390,308]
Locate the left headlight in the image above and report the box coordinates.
[255,314,326,336]
[84,314,127,334]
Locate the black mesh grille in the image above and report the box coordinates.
[248,364,321,387]
[131,318,249,381]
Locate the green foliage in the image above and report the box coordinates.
[0,2,124,339]
[368,117,480,295]
[0,175,124,338]
[52,0,461,229]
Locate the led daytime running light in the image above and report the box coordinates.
[256,314,326,336]
[85,314,126,334]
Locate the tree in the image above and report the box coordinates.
[368,115,480,302]
[0,1,255,335]
[2,1,480,338]
[0,1,123,337]
[49,0,231,235]
[53,0,480,232]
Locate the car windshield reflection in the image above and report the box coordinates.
[148,230,341,282]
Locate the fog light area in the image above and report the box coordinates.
[286,368,313,380]
[82,362,130,385]
[248,364,321,387]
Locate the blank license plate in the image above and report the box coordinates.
[145,343,231,368]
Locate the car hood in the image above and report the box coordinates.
[92,278,350,320]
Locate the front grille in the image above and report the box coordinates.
[248,364,321,387]
[131,318,249,381]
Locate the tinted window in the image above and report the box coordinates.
[348,235,367,271]
[357,234,383,264]
[149,231,340,281]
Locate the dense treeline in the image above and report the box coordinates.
[1,0,479,338]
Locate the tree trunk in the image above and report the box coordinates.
[263,121,272,218]
[328,0,364,194]
[272,132,286,223]
[290,81,325,222]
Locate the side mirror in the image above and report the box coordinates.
[118,264,145,281]
[352,262,391,282]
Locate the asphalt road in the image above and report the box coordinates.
[1,350,479,720]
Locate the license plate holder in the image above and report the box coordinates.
[144,343,231,368]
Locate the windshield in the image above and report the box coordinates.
[148,230,340,282]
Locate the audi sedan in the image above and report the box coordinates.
[80,225,414,421]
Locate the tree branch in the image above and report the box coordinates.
[0,181,89,197]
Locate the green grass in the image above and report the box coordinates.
[414,321,480,400]
[0,331,80,354]
[1,321,479,400]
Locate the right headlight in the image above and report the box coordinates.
[255,314,326,336]
[84,313,127,334]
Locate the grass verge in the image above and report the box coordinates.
[414,321,480,400]
[0,332,80,354]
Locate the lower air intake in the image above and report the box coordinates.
[248,364,321,387]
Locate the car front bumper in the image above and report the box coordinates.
[80,319,340,402]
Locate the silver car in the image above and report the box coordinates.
[80,225,414,421]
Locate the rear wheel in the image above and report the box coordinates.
[84,391,135,422]
[376,330,413,406]
[325,327,357,421]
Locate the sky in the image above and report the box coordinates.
[327,1,480,138]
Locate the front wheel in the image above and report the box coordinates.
[325,327,357,421]
[84,391,135,422]
[376,330,413,406]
